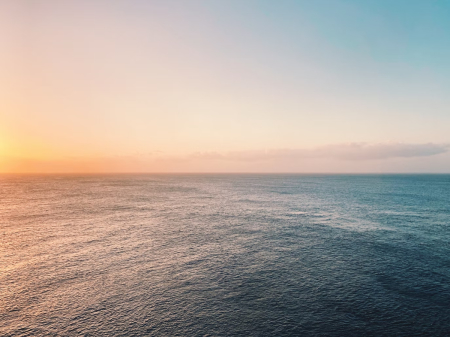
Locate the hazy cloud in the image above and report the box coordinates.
[188,143,450,162]
[315,142,450,160]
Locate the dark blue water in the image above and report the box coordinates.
[1,174,449,336]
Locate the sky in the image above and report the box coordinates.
[1,0,450,173]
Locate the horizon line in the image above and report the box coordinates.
[1,172,449,176]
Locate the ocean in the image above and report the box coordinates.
[1,174,449,336]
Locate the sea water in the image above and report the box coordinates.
[1,174,449,336]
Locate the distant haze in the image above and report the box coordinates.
[1,0,450,173]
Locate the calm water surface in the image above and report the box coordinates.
[1,174,449,336]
